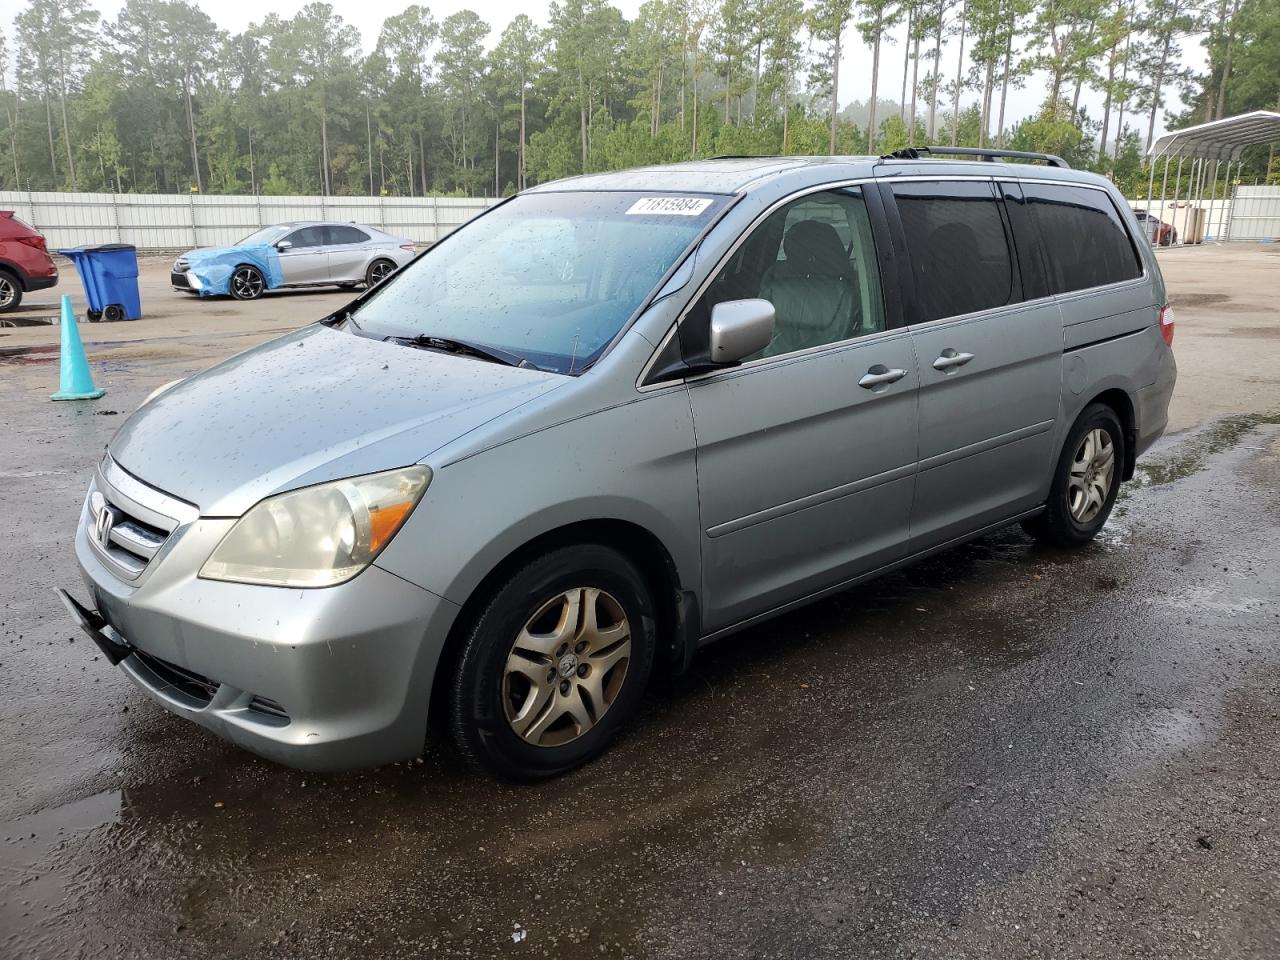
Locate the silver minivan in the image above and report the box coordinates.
[61,152,1177,780]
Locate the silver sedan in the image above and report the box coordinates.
[171,221,418,300]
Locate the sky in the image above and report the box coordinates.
[0,0,1205,144]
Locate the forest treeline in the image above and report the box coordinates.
[1,0,1277,198]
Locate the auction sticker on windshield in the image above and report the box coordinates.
[625,197,714,216]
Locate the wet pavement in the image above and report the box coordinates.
[3,249,1280,959]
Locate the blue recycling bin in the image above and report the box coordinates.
[57,244,142,322]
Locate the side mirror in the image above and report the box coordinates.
[709,299,775,365]
[275,240,293,251]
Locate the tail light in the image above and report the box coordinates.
[1159,304,1175,347]
[400,243,416,251]
[16,235,47,253]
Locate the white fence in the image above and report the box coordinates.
[0,191,500,251]
[1222,185,1280,242]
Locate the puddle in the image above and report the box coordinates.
[1172,292,1230,307]
[1133,414,1280,487]
[0,790,122,937]
[0,343,57,365]
[0,316,57,328]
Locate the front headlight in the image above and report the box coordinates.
[200,466,431,588]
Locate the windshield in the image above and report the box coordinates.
[237,225,291,247]
[349,191,726,374]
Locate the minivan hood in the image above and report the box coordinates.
[109,324,565,515]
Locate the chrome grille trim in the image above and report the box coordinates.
[108,518,166,559]
[85,453,198,582]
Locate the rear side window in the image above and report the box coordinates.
[890,181,1015,322]
[326,225,369,245]
[1021,184,1142,294]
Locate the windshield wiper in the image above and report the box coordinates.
[388,334,530,368]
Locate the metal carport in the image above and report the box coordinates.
[1144,110,1280,243]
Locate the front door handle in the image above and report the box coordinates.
[932,349,975,371]
[858,365,908,389]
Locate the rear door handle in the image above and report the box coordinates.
[858,365,908,389]
[932,349,975,371]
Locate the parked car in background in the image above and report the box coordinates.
[0,211,58,312]
[1134,209,1178,246]
[64,153,1175,780]
[172,221,417,300]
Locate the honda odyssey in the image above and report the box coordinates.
[61,150,1177,780]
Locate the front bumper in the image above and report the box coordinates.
[171,270,201,292]
[69,474,460,771]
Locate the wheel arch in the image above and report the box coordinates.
[0,260,25,288]
[1087,387,1137,481]
[426,517,696,730]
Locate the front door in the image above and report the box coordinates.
[277,226,330,284]
[884,179,1063,551]
[683,186,919,633]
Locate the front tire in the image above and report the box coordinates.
[450,545,657,781]
[1023,403,1125,547]
[230,265,265,301]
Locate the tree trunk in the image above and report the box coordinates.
[900,6,913,125]
[1115,13,1132,159]
[951,0,967,146]
[494,121,499,195]
[57,86,76,190]
[979,57,994,147]
[829,23,842,155]
[184,75,202,193]
[928,9,943,139]
[1099,38,1117,163]
[996,21,1012,147]
[44,92,57,178]
[1145,37,1170,153]
[909,31,921,145]
[1215,0,1239,120]
[752,40,762,123]
[579,67,588,171]
[519,75,527,189]
[3,75,19,188]
[320,112,330,195]
[366,103,374,195]
[692,68,698,155]
[867,30,882,153]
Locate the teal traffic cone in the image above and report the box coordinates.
[51,294,106,401]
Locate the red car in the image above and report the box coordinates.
[0,211,58,312]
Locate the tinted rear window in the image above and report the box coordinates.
[1021,184,1142,294]
[326,225,369,245]
[891,181,1016,322]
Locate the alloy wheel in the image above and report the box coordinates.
[503,587,632,748]
[232,267,264,299]
[0,276,16,309]
[368,260,394,285]
[1068,427,1115,523]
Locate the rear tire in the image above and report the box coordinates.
[450,544,657,781]
[1022,403,1125,547]
[230,265,265,301]
[0,270,22,313]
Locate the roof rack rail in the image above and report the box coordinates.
[879,146,1069,168]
